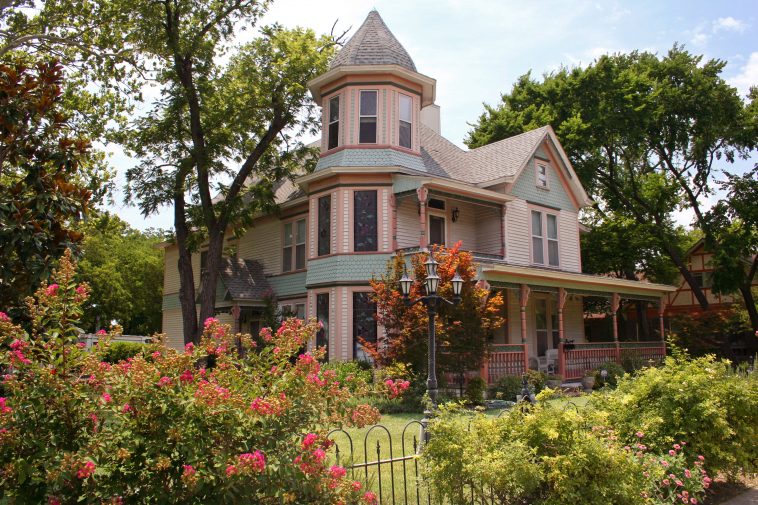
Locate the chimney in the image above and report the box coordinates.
[420,104,440,134]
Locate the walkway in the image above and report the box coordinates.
[722,488,758,505]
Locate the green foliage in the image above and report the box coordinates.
[669,308,752,357]
[0,252,398,503]
[0,61,96,315]
[489,371,546,402]
[424,404,647,505]
[76,212,165,335]
[101,341,147,364]
[592,362,626,389]
[321,360,372,394]
[598,350,758,476]
[464,377,487,406]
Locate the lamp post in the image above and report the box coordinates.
[399,253,464,442]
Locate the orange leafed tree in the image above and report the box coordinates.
[366,243,504,379]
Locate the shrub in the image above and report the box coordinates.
[592,361,625,389]
[367,362,423,414]
[464,377,487,405]
[101,341,147,363]
[0,251,398,503]
[490,371,546,402]
[322,360,373,393]
[598,349,758,477]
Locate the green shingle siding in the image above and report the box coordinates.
[306,254,393,286]
[268,271,307,298]
[315,149,427,173]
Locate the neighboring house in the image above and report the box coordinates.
[665,239,758,315]
[160,10,676,381]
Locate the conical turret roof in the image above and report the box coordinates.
[329,10,417,72]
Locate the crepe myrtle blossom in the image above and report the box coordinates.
[45,284,59,296]
[76,461,96,479]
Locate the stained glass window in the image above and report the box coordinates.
[354,190,377,252]
[353,292,377,360]
[318,195,330,256]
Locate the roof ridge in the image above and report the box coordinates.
[469,125,550,153]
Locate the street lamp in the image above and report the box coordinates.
[399,253,463,441]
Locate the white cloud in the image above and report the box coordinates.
[728,51,758,98]
[713,16,747,33]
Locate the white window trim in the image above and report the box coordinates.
[427,209,448,247]
[398,93,413,149]
[359,90,378,144]
[530,209,560,268]
[535,161,549,190]
[327,95,340,150]
[282,217,307,273]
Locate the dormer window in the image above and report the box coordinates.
[399,94,412,148]
[359,90,378,144]
[536,162,549,189]
[328,96,340,150]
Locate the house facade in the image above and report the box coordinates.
[161,10,676,380]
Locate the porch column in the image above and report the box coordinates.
[231,303,241,334]
[519,284,530,370]
[658,296,667,351]
[557,287,568,342]
[416,186,428,249]
[611,292,621,360]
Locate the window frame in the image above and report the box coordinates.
[328,95,340,150]
[428,212,447,247]
[353,190,378,252]
[535,161,549,189]
[530,209,560,267]
[398,93,412,149]
[359,90,378,144]
[282,217,307,273]
[317,194,331,257]
[316,292,329,361]
[352,291,377,361]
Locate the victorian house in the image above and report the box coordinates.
[161,11,676,381]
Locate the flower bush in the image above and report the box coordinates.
[0,251,394,503]
[597,349,758,477]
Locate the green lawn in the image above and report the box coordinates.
[328,395,591,503]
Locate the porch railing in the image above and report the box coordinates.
[558,341,666,381]
[481,344,528,385]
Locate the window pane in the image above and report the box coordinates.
[296,304,306,320]
[538,164,546,175]
[329,96,339,123]
[531,211,542,237]
[532,237,544,264]
[548,240,559,266]
[429,215,445,245]
[296,219,306,244]
[359,117,377,144]
[399,120,411,148]
[360,90,377,115]
[282,246,292,272]
[547,214,557,239]
[316,293,329,360]
[284,222,293,246]
[354,190,377,251]
[353,292,377,360]
[328,122,339,150]
[318,195,331,256]
[296,243,305,269]
[399,94,412,122]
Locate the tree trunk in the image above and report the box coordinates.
[175,194,198,346]
[738,284,758,331]
[198,226,225,335]
[664,243,710,310]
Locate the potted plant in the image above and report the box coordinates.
[545,375,562,389]
[581,371,595,392]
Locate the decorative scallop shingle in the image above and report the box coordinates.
[330,10,417,72]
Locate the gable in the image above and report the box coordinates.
[510,152,577,211]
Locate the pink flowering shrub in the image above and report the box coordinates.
[0,252,393,503]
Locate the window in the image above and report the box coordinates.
[354,190,377,251]
[318,195,331,256]
[399,94,412,148]
[353,292,377,360]
[536,162,548,188]
[316,293,329,360]
[428,198,445,210]
[328,96,340,150]
[283,218,306,272]
[359,90,377,144]
[429,215,445,246]
[531,210,559,267]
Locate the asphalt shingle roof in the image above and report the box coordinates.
[219,258,270,301]
[330,10,417,72]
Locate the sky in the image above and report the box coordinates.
[105,0,757,231]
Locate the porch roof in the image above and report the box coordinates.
[481,263,676,301]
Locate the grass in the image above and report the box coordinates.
[327,395,591,503]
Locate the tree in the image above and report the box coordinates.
[76,212,165,335]
[467,46,756,311]
[120,1,337,344]
[0,60,93,315]
[367,244,505,379]
[705,166,758,329]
